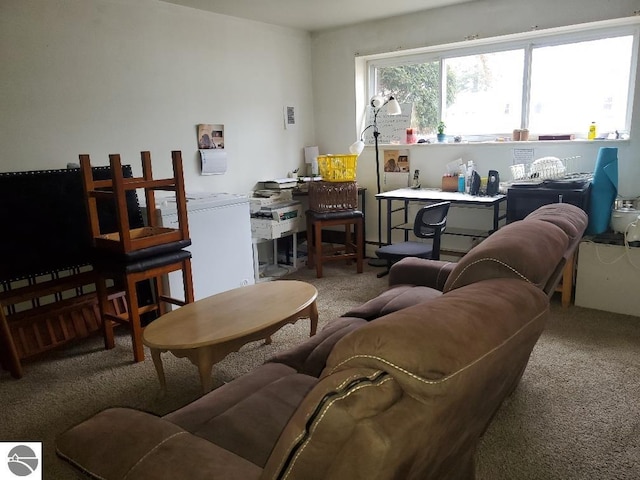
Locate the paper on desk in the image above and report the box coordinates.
[304,146,319,164]
[200,149,227,175]
[446,158,465,175]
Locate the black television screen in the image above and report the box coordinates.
[0,166,143,282]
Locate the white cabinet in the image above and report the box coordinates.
[157,193,255,301]
[575,241,640,317]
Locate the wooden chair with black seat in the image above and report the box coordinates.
[80,151,194,362]
[375,201,450,278]
[305,181,364,279]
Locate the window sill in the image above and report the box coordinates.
[374,138,630,148]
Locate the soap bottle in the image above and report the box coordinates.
[588,122,597,140]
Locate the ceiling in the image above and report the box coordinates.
[159,0,473,32]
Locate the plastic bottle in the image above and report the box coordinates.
[588,122,597,140]
[458,172,465,193]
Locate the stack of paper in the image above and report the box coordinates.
[262,178,298,189]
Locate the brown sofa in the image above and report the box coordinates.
[57,203,588,480]
[345,202,588,320]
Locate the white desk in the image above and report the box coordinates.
[375,188,507,251]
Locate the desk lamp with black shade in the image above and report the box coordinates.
[350,95,402,266]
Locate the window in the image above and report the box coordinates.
[369,20,638,140]
[528,36,633,134]
[444,50,524,135]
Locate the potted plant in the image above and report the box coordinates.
[436,121,446,143]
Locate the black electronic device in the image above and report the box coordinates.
[506,181,591,223]
[0,166,143,282]
[486,170,500,196]
[470,170,481,196]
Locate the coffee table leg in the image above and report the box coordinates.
[150,348,166,391]
[196,348,215,394]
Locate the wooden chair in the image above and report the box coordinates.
[306,210,364,278]
[80,151,194,362]
[305,181,364,279]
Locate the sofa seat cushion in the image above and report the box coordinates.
[341,285,442,320]
[57,408,262,480]
[267,316,368,377]
[164,362,317,468]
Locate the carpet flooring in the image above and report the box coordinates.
[1,262,638,479]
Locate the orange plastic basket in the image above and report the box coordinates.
[317,154,357,182]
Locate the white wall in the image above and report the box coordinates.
[0,0,314,194]
[3,0,640,246]
[311,0,640,245]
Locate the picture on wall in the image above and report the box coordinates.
[383,149,410,173]
[198,124,224,149]
[383,148,410,192]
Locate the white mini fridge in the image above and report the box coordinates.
[157,193,255,302]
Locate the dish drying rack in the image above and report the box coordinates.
[510,156,583,182]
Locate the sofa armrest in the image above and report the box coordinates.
[266,317,367,377]
[388,257,455,290]
[57,408,262,480]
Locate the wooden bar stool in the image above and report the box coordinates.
[80,151,194,362]
[306,210,364,278]
[305,181,363,278]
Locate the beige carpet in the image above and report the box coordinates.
[1,263,638,479]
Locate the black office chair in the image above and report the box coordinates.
[375,201,450,278]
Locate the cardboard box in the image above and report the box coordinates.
[442,175,459,192]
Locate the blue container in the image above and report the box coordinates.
[458,174,465,193]
[586,147,618,235]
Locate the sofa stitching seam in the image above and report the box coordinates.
[270,372,367,476]
[123,431,188,480]
[55,448,108,480]
[282,373,392,480]
[328,307,546,384]
[447,258,532,290]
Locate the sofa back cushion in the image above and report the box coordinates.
[261,279,549,480]
[443,218,569,292]
[524,202,588,241]
[523,203,588,293]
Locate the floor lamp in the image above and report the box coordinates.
[350,95,402,266]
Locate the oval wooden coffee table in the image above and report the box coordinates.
[142,280,318,394]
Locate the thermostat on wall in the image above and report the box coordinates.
[284,105,296,129]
